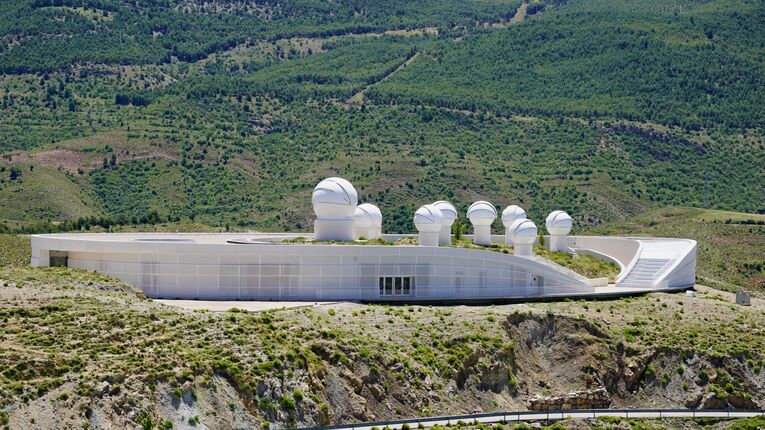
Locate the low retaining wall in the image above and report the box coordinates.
[528,388,611,410]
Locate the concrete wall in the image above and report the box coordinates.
[31,234,592,301]
[567,236,641,270]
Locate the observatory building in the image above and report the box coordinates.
[31,177,697,302]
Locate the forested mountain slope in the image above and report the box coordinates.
[0,0,763,235]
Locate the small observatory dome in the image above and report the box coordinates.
[414,204,444,233]
[432,200,457,223]
[312,177,358,218]
[353,204,379,228]
[509,218,538,245]
[467,201,497,226]
[355,203,382,226]
[501,205,526,227]
[546,210,573,236]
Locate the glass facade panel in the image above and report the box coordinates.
[379,276,415,296]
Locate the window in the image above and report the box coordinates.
[378,276,415,296]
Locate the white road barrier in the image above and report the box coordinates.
[299,409,765,430]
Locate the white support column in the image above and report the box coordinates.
[314,218,355,242]
[419,231,440,247]
[514,244,533,256]
[473,225,491,246]
[548,235,569,253]
[438,223,454,245]
[31,247,50,267]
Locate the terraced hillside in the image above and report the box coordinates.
[0,0,763,234]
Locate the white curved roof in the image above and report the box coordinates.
[432,201,457,221]
[414,204,444,233]
[312,177,358,218]
[354,203,382,227]
[501,205,526,226]
[466,201,497,220]
[546,210,573,235]
[510,218,538,245]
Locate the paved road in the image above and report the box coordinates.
[302,409,765,430]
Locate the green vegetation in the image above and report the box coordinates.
[2,0,765,425]
[449,238,619,280]
[372,0,765,131]
[0,0,762,238]
[0,0,521,73]
[0,228,764,426]
[545,289,765,358]
[535,247,620,281]
[0,235,30,267]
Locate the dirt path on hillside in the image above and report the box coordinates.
[346,52,420,104]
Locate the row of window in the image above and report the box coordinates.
[379,276,414,296]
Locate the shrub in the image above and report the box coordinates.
[259,397,276,411]
[279,396,297,411]
[292,389,304,402]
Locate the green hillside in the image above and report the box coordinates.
[0,0,521,72]
[371,0,765,130]
[0,0,763,235]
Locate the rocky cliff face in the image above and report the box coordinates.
[2,272,764,430]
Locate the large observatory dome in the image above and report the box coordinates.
[432,201,457,222]
[312,177,358,218]
[501,205,526,227]
[414,205,444,233]
[509,218,538,245]
[546,210,573,235]
[467,201,497,226]
[354,203,382,228]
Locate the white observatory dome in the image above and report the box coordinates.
[467,201,497,226]
[509,218,538,246]
[432,201,457,223]
[501,205,526,227]
[312,177,358,218]
[546,210,573,236]
[353,204,380,228]
[414,204,444,233]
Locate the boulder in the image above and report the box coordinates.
[698,392,726,409]
[728,393,759,410]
